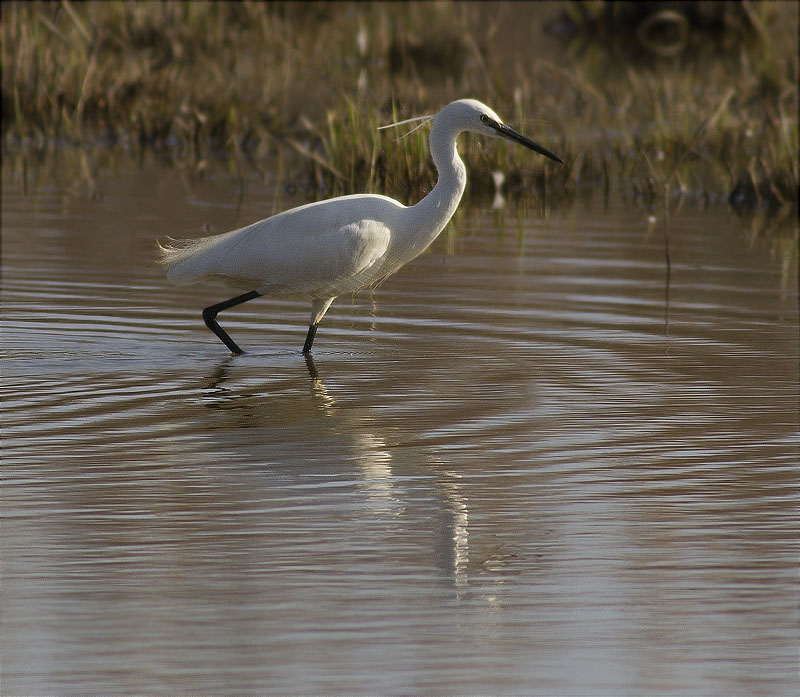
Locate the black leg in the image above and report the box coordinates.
[202,290,261,354]
[302,323,319,354]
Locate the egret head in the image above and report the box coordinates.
[440,99,563,164]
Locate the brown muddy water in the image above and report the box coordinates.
[2,151,798,696]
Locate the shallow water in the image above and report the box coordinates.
[2,152,798,696]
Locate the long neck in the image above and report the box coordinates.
[404,119,467,253]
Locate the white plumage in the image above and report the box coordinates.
[159,99,561,354]
[163,196,397,296]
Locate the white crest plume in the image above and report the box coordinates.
[377,114,434,141]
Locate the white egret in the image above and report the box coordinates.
[159,98,562,354]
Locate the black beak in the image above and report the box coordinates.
[487,119,563,164]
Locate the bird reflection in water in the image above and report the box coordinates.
[201,356,479,589]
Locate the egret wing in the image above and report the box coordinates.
[257,217,392,297]
[215,196,398,296]
[163,194,401,296]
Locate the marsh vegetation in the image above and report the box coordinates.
[3,2,797,236]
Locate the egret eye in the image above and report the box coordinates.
[480,114,490,124]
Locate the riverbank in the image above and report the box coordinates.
[3,2,797,218]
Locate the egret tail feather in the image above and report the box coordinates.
[157,230,242,283]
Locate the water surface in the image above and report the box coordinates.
[2,152,798,695]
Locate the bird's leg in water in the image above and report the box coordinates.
[303,297,334,354]
[202,290,261,354]
[302,323,319,354]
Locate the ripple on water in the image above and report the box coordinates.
[2,159,798,695]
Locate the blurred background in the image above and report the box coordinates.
[3,1,798,222]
